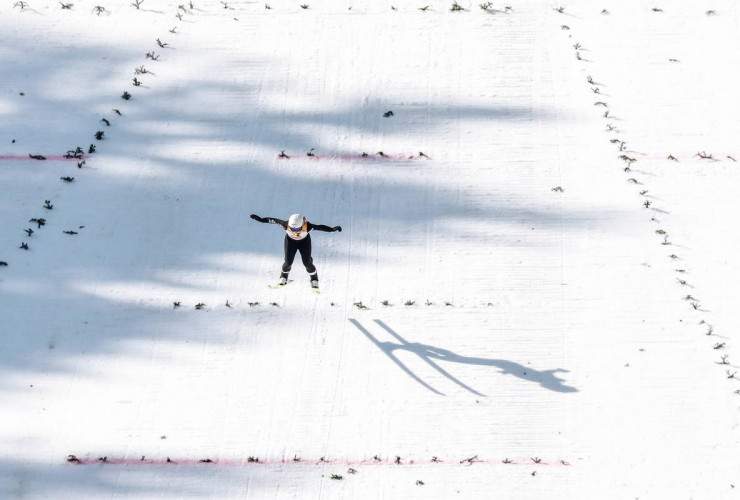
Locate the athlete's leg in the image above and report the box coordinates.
[297,236,318,282]
[281,236,299,279]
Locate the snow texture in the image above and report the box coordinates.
[1,0,739,498]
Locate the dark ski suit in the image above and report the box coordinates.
[250,214,341,282]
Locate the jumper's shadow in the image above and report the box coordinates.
[350,319,577,396]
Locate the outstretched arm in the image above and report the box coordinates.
[308,222,342,233]
[250,214,288,229]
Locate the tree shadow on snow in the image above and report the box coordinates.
[349,319,577,396]
[0,458,270,499]
[0,14,601,394]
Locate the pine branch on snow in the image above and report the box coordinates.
[134,65,155,75]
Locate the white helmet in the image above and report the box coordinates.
[288,213,306,232]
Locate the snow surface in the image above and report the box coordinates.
[1,0,740,498]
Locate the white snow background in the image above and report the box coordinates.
[1,0,740,498]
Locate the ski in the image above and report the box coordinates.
[267,279,293,289]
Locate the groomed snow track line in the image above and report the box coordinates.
[65,455,573,468]
[4,2,740,498]
[552,7,739,401]
[0,155,86,161]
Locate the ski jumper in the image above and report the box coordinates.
[251,215,339,283]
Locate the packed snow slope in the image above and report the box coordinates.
[2,0,740,498]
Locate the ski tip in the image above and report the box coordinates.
[267,279,293,289]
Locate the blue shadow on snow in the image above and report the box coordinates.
[349,319,577,396]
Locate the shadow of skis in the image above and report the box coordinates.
[349,319,578,396]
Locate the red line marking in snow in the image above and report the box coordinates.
[278,153,430,162]
[66,456,572,467]
[0,155,86,162]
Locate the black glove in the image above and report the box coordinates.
[332,226,342,232]
[250,214,264,222]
